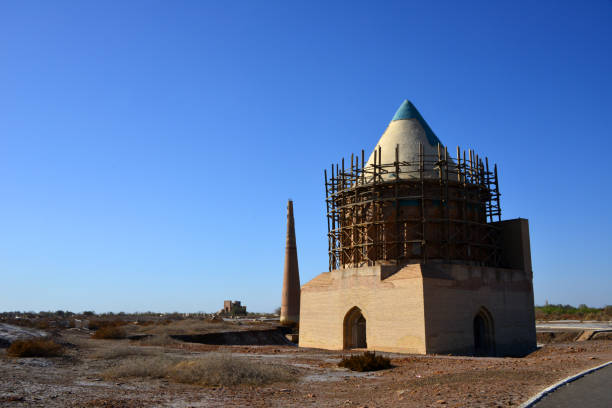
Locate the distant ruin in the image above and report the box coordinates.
[220,300,247,316]
[299,100,537,356]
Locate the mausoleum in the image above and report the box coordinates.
[298,100,536,356]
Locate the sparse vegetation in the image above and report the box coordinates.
[168,354,296,386]
[138,334,178,346]
[338,351,392,372]
[0,311,278,333]
[103,355,180,379]
[88,319,127,331]
[135,319,236,336]
[103,353,297,386]
[93,346,156,360]
[6,338,64,357]
[91,326,127,339]
[535,304,612,321]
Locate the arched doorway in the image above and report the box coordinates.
[343,307,367,349]
[473,307,495,356]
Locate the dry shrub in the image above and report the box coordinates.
[92,326,127,340]
[103,353,296,386]
[7,338,64,357]
[338,351,392,372]
[168,354,296,386]
[103,355,182,379]
[138,334,177,347]
[88,319,126,331]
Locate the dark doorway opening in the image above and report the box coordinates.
[344,307,367,349]
[474,307,495,356]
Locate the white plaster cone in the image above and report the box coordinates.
[365,100,447,180]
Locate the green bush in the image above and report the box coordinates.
[338,351,392,372]
[535,304,612,321]
[7,338,64,357]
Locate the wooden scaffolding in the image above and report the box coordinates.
[324,144,502,271]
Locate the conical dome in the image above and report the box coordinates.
[365,100,444,180]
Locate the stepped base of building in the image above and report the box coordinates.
[299,261,536,357]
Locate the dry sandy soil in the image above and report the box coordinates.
[1,323,611,408]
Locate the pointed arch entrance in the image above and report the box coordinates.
[343,307,367,349]
[474,307,495,356]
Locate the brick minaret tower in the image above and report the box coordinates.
[281,200,300,326]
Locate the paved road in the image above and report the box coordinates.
[536,321,612,331]
[534,364,612,408]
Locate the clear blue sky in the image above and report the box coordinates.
[1,1,610,312]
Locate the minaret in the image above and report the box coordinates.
[281,200,300,326]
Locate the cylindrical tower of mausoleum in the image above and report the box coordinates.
[324,100,502,270]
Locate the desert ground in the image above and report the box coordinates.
[1,320,611,408]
